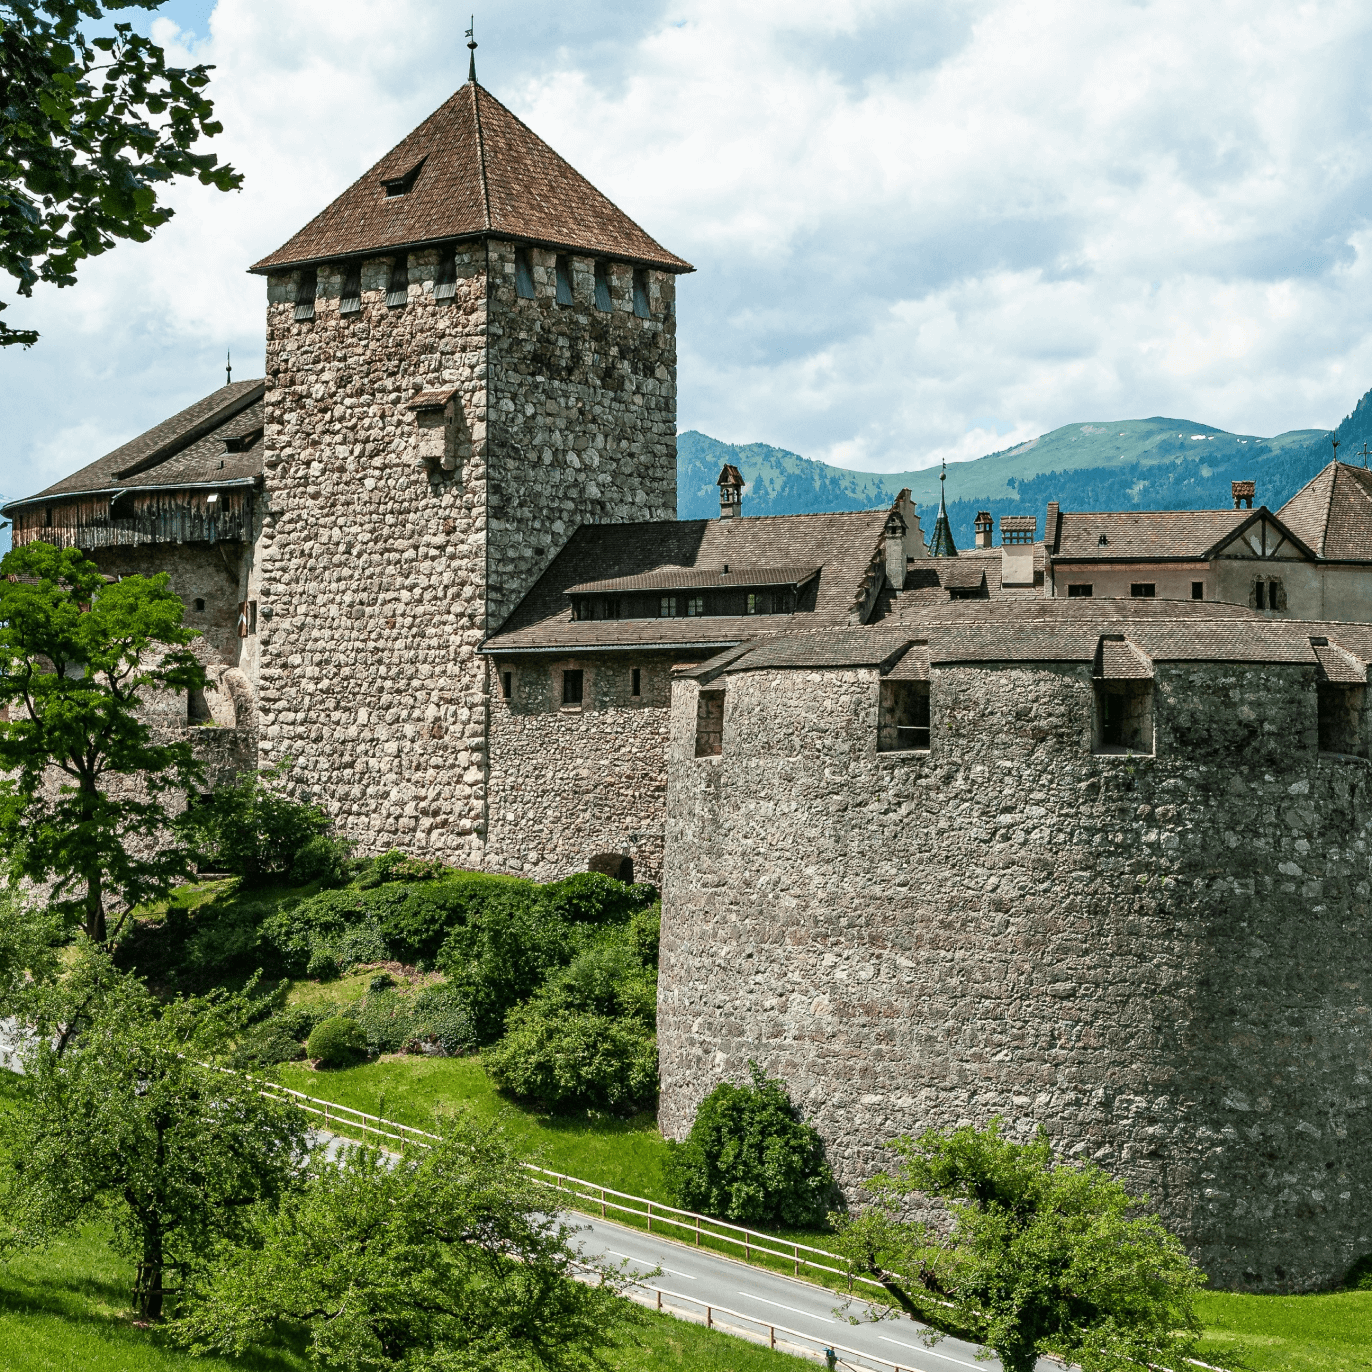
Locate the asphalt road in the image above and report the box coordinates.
[566,1211,1055,1372]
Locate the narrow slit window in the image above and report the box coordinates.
[1255,580,1266,610]
[594,260,612,312]
[248,600,257,633]
[385,256,409,308]
[555,256,574,306]
[44,507,52,528]
[434,249,457,301]
[1268,579,1284,612]
[631,667,641,697]
[501,671,512,700]
[1130,583,1155,598]
[562,669,584,706]
[514,249,535,300]
[1067,583,1093,598]
[694,690,724,757]
[633,268,650,318]
[293,268,317,321]
[878,680,930,753]
[340,262,362,315]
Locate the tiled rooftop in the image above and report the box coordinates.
[1049,508,1258,560]
[251,81,691,275]
[1278,461,1372,562]
[564,564,820,596]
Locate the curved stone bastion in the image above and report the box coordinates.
[657,600,1372,1292]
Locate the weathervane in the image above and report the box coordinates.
[1332,433,1340,462]
[1360,440,1371,470]
[225,349,232,386]
[466,15,477,83]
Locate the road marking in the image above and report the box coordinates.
[879,1334,979,1366]
[607,1249,697,1279]
[736,1292,833,1323]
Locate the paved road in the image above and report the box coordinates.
[566,1211,1055,1372]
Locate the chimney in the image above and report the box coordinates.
[974,511,993,548]
[717,464,744,519]
[1232,480,1255,510]
[1044,501,1060,596]
[999,515,1037,587]
[884,510,907,589]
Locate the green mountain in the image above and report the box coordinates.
[678,384,1372,545]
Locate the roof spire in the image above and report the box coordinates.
[929,458,958,557]
[225,349,232,386]
[466,15,477,84]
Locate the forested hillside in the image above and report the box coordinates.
[678,382,1372,545]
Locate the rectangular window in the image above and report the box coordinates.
[555,256,574,306]
[385,256,409,307]
[501,671,512,700]
[1130,583,1155,598]
[878,680,931,753]
[631,667,641,697]
[1254,580,1266,610]
[659,595,677,618]
[633,268,650,318]
[44,507,52,528]
[1067,583,1093,598]
[594,260,613,312]
[1318,683,1366,756]
[694,690,724,757]
[293,268,317,321]
[434,249,457,301]
[686,595,705,617]
[572,598,593,622]
[514,248,535,300]
[562,669,584,706]
[746,593,760,615]
[1094,682,1154,754]
[1191,581,1204,600]
[248,600,257,634]
[1268,579,1284,612]
[340,262,362,315]
[603,598,620,620]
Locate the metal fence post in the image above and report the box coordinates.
[601,1188,606,1218]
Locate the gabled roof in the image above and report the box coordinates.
[483,508,892,653]
[1048,506,1314,562]
[565,565,819,596]
[250,81,692,275]
[1277,460,1372,561]
[3,381,266,510]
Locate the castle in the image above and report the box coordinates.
[7,65,1370,1293]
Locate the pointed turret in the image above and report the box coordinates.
[928,461,958,557]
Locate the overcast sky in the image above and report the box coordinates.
[6,0,1372,501]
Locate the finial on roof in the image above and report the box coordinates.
[466,15,477,83]
[225,349,232,386]
[929,458,958,557]
[1332,433,1340,463]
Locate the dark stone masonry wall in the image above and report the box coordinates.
[659,660,1372,1291]
[486,651,675,884]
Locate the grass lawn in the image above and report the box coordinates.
[1194,1288,1372,1371]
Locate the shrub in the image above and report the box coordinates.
[536,940,656,1027]
[306,1016,368,1067]
[538,873,657,926]
[185,764,333,887]
[411,983,474,1056]
[485,1005,657,1111]
[346,990,417,1056]
[627,903,661,970]
[229,1023,306,1071]
[1348,1252,1372,1290]
[355,849,450,889]
[664,1062,834,1228]
[290,834,355,887]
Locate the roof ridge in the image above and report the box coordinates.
[471,81,492,231]
[1320,461,1340,557]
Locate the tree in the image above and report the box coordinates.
[0,950,307,1319]
[175,1118,644,1370]
[0,541,207,942]
[831,1120,1205,1372]
[0,0,241,346]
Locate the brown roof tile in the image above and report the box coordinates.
[1051,508,1253,559]
[1097,638,1153,679]
[1278,461,1372,562]
[251,82,691,274]
[565,564,820,596]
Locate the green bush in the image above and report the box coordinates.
[1347,1252,1372,1290]
[306,1016,368,1067]
[484,1005,657,1111]
[536,939,656,1026]
[290,834,355,887]
[538,872,657,925]
[356,848,451,889]
[184,764,333,887]
[410,983,474,1056]
[229,1023,306,1070]
[664,1062,834,1228]
[627,903,661,970]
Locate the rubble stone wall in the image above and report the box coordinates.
[486,651,675,884]
[660,660,1372,1291]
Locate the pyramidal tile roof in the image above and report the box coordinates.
[250,80,692,275]
[1278,460,1372,561]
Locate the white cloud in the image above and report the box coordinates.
[5,0,1372,497]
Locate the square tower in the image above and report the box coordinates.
[247,75,692,862]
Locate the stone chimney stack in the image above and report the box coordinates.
[718,464,744,519]
[1232,480,1255,510]
[974,511,993,548]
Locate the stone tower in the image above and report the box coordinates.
[247,71,692,861]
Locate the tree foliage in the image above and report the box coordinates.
[175,1119,642,1371]
[0,950,307,1319]
[664,1061,834,1228]
[0,0,241,346]
[831,1119,1205,1372]
[0,542,206,942]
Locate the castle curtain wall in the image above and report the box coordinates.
[485,650,675,884]
[660,660,1371,1292]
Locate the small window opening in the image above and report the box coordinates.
[385,255,409,308]
[1067,583,1093,598]
[500,671,512,700]
[746,593,760,615]
[879,680,930,753]
[1192,581,1204,600]
[340,261,362,315]
[293,268,317,321]
[1130,583,1155,598]
[44,507,52,527]
[1094,681,1154,754]
[594,260,612,312]
[631,667,641,697]
[188,687,213,726]
[434,249,458,301]
[193,597,205,613]
[1254,580,1266,610]
[248,600,257,634]
[562,669,584,706]
[659,595,678,618]
[633,268,650,318]
[1097,534,1109,546]
[1318,682,1365,756]
[694,689,724,757]
[382,159,425,197]
[603,598,620,620]
[555,256,574,306]
[514,249,535,300]
[686,595,705,617]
